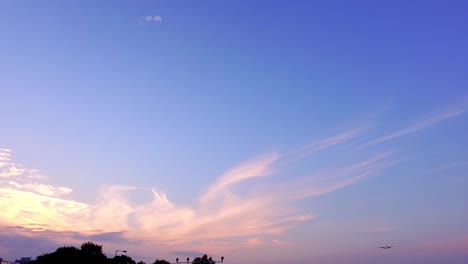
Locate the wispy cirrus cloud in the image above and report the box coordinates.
[199,154,279,203]
[282,127,365,162]
[268,152,399,201]
[437,161,468,171]
[0,106,464,259]
[0,128,391,252]
[367,109,466,146]
[6,181,72,196]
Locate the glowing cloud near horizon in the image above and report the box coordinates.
[0,134,393,244]
[0,109,464,254]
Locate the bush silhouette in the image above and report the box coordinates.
[153,259,171,264]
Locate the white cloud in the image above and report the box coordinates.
[0,149,25,178]
[7,181,72,196]
[145,16,153,22]
[142,15,163,25]
[154,15,163,24]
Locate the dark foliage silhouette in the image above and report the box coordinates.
[28,241,217,264]
[153,259,171,264]
[112,255,137,264]
[191,254,215,264]
[30,246,82,264]
[30,242,106,264]
[80,241,107,264]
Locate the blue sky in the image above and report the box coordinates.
[0,1,467,263]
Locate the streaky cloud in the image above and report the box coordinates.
[261,152,399,201]
[6,180,72,196]
[0,126,363,244]
[367,109,466,146]
[0,122,410,257]
[282,127,365,162]
[437,161,468,171]
[199,153,279,203]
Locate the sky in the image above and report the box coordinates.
[0,0,467,263]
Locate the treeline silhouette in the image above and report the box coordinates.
[29,241,217,264]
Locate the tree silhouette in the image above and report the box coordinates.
[81,241,105,256]
[191,255,215,264]
[30,246,82,264]
[153,259,171,264]
[113,255,136,264]
[29,242,219,264]
[80,242,107,264]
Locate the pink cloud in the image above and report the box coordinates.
[199,153,279,203]
[246,238,264,246]
[271,239,291,246]
[0,127,400,258]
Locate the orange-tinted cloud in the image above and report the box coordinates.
[0,125,401,257]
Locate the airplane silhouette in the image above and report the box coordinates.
[378,245,394,249]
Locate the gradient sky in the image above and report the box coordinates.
[1,1,468,263]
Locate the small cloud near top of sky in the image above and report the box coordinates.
[142,15,163,24]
